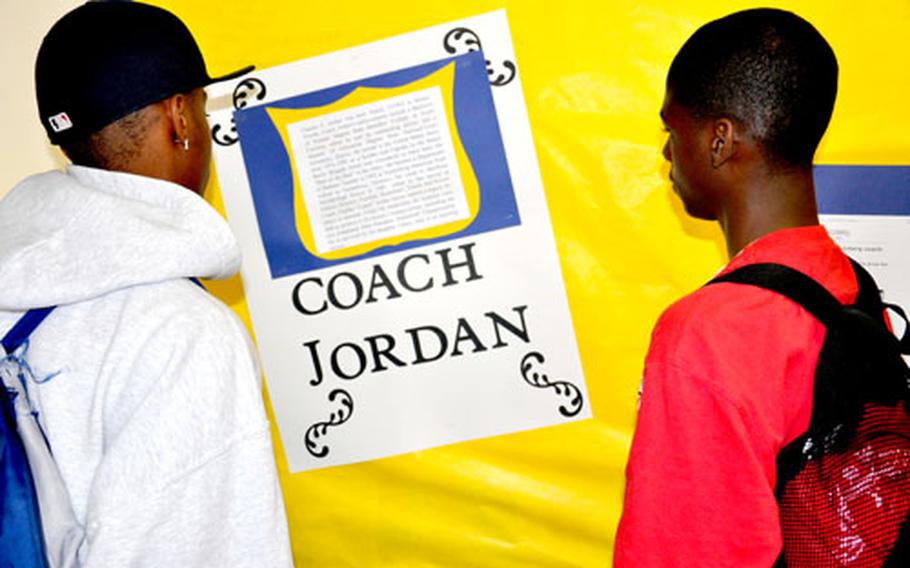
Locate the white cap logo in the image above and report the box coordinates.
[48,112,73,133]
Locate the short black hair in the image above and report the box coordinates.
[667,8,838,168]
[60,106,157,169]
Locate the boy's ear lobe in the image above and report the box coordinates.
[160,93,189,142]
[710,118,736,168]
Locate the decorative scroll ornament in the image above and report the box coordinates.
[520,352,584,417]
[443,27,517,87]
[304,389,354,458]
[211,77,268,147]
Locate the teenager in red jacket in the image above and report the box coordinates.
[614,9,845,566]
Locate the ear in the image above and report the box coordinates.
[162,93,191,149]
[710,118,736,168]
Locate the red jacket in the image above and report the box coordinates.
[615,226,857,567]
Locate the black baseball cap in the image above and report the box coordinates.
[35,1,253,145]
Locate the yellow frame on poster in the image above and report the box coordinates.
[266,62,481,260]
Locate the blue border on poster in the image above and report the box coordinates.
[234,51,519,279]
[815,165,910,215]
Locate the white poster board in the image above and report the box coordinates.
[208,11,589,472]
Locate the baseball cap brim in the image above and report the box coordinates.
[207,64,256,85]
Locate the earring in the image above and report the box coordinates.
[183,138,190,151]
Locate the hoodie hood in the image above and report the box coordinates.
[0,166,241,310]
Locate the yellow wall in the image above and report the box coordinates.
[7,1,909,566]
[153,1,910,565]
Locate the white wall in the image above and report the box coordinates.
[1,0,84,198]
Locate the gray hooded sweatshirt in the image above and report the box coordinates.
[0,166,292,567]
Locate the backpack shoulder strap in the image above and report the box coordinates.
[710,259,910,354]
[708,262,843,327]
[849,259,884,315]
[1,307,56,355]
[709,258,909,406]
[850,259,910,354]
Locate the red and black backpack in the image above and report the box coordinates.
[710,259,910,567]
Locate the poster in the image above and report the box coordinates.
[207,10,589,472]
[817,165,910,318]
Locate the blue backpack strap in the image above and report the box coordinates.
[2,307,56,355]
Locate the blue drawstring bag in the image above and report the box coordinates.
[1,307,80,568]
[1,371,50,568]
